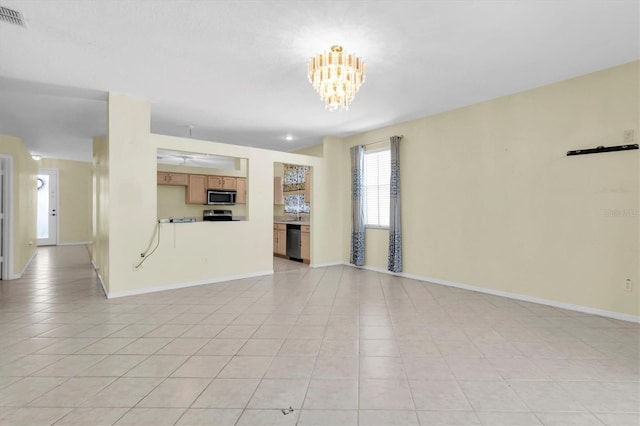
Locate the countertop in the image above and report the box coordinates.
[274,217,310,226]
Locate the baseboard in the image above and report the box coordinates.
[90,260,108,298]
[310,261,348,268]
[57,241,92,246]
[106,269,274,299]
[9,249,37,279]
[350,264,640,324]
[96,271,107,298]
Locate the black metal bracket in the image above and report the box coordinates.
[567,144,638,156]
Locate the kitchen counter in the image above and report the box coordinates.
[274,219,309,226]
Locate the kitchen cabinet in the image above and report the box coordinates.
[222,177,236,190]
[186,174,207,204]
[274,176,284,205]
[207,176,223,189]
[303,170,312,204]
[273,223,287,256]
[207,176,236,190]
[301,225,310,262]
[236,177,247,204]
[157,172,188,186]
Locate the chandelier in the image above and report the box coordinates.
[308,45,366,111]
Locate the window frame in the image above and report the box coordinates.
[363,146,391,230]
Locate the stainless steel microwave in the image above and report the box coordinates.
[207,189,236,205]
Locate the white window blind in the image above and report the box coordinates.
[364,149,390,228]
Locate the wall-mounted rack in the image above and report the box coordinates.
[567,144,638,156]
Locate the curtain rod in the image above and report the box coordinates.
[361,135,403,146]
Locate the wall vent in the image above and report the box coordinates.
[0,6,26,27]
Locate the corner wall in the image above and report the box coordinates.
[103,93,340,297]
[92,135,109,292]
[0,134,37,277]
[340,61,639,318]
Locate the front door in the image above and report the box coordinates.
[37,168,58,246]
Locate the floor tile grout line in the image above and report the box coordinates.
[376,270,420,418]
[1,247,639,425]
[295,264,344,423]
[231,263,322,426]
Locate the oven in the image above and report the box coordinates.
[203,209,233,221]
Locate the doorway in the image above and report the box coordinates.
[273,162,312,272]
[37,168,58,246]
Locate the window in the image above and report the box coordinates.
[364,149,390,228]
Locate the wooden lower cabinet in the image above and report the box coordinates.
[274,223,286,256]
[186,174,206,204]
[301,225,310,263]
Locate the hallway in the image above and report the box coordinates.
[0,246,638,425]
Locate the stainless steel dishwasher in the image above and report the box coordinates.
[286,224,302,260]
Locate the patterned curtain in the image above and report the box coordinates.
[388,136,402,272]
[350,145,365,266]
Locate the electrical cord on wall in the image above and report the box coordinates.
[135,220,161,269]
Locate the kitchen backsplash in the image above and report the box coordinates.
[284,194,310,214]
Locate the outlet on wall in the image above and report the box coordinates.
[624,278,633,292]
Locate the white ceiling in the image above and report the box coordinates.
[0,0,638,162]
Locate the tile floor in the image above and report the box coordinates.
[0,246,638,425]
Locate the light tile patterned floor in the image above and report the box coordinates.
[0,246,638,425]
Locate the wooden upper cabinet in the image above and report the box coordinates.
[303,170,312,204]
[222,177,236,190]
[157,172,169,184]
[163,172,244,205]
[207,176,236,190]
[186,174,207,204]
[274,176,284,205]
[236,178,247,204]
[207,176,223,189]
[157,172,188,186]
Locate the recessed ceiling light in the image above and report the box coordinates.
[284,135,293,141]
[31,155,42,161]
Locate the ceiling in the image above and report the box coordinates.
[0,1,638,162]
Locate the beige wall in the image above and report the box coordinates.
[294,143,324,157]
[38,158,92,244]
[99,63,638,319]
[103,93,340,297]
[338,61,639,318]
[92,135,109,292]
[0,134,37,278]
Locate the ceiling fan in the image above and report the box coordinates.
[156,149,236,170]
